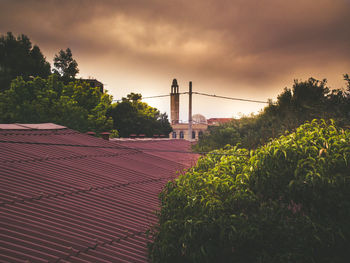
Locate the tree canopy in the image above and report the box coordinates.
[0,32,51,91]
[53,48,79,82]
[149,119,350,262]
[107,93,172,137]
[0,75,113,133]
[0,75,171,136]
[194,77,350,151]
[0,32,172,137]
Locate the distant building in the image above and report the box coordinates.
[207,118,233,126]
[171,122,208,141]
[170,79,207,140]
[80,78,104,93]
[169,79,233,140]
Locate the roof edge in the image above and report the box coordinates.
[0,123,67,130]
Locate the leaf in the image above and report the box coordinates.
[319,148,327,157]
[288,180,295,188]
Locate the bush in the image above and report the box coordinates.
[149,119,350,263]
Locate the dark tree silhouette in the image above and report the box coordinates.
[0,32,51,91]
[53,48,79,82]
[107,93,172,137]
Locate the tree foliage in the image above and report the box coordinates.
[53,48,79,82]
[0,32,51,91]
[195,77,350,151]
[0,32,171,137]
[149,119,350,262]
[107,93,172,137]
[0,75,113,133]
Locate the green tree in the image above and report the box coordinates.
[0,32,51,91]
[194,123,240,151]
[0,75,112,133]
[107,93,172,137]
[194,77,350,152]
[149,120,350,262]
[53,48,79,82]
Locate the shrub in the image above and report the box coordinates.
[149,119,350,263]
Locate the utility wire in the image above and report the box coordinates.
[143,93,187,99]
[186,92,269,104]
[112,94,170,102]
[112,93,187,102]
[112,91,268,104]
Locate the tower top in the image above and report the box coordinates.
[171,78,179,94]
[172,78,178,86]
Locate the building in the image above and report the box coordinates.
[169,79,233,140]
[80,78,104,93]
[169,79,208,140]
[170,115,208,141]
[207,118,233,126]
[0,123,199,263]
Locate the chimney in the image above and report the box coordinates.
[100,132,111,140]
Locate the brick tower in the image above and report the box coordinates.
[170,79,180,124]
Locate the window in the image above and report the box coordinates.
[192,131,196,139]
[198,131,203,138]
[180,131,184,139]
[172,132,177,138]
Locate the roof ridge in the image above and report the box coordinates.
[0,123,68,130]
[138,149,196,167]
[0,177,173,207]
[0,140,142,151]
[0,140,198,166]
[113,139,173,143]
[56,230,146,263]
[1,151,140,164]
[0,131,78,136]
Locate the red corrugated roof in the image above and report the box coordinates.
[0,123,67,130]
[112,139,199,167]
[207,118,233,125]
[0,124,199,262]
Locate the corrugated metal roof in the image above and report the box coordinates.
[0,123,67,130]
[0,124,199,262]
[113,139,198,167]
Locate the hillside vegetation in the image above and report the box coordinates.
[149,119,350,262]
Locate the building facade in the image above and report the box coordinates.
[170,122,208,140]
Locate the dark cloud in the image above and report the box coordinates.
[1,0,350,117]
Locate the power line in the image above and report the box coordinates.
[188,92,269,104]
[112,93,187,102]
[112,94,170,102]
[142,94,171,99]
[113,91,268,104]
[143,93,187,99]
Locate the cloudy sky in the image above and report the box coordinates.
[1,0,350,120]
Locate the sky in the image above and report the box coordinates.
[1,0,350,121]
